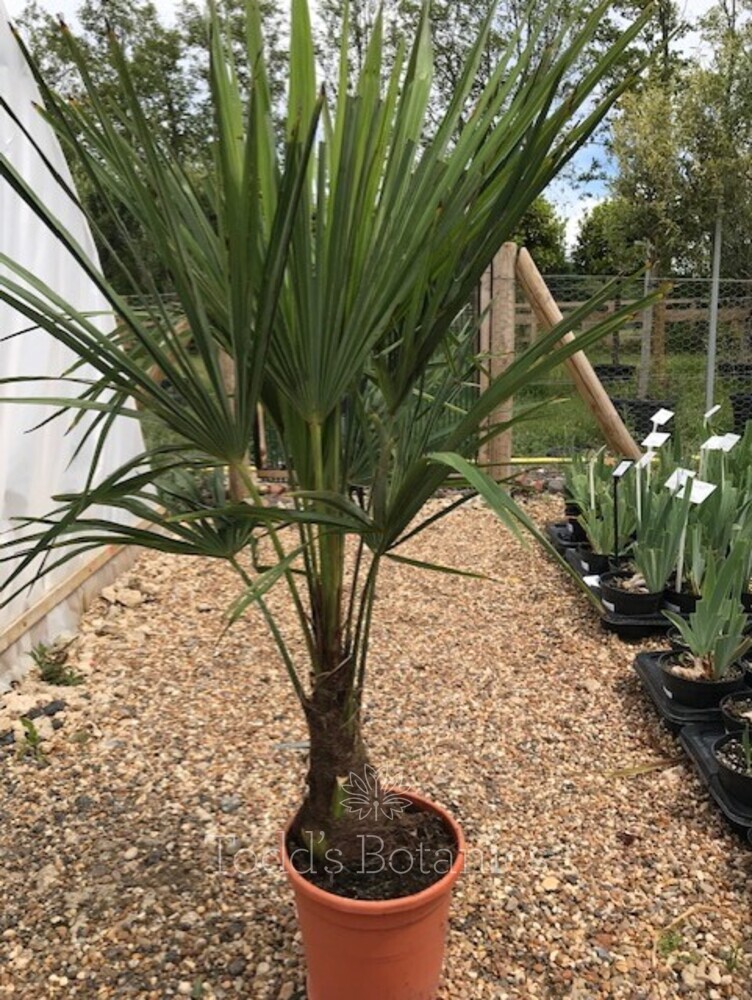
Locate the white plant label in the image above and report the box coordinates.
[664,467,696,493]
[651,408,674,426]
[635,451,654,470]
[612,460,633,479]
[721,433,741,452]
[675,478,716,505]
[700,435,726,451]
[704,404,721,421]
[583,575,601,587]
[641,431,671,449]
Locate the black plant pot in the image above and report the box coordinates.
[714,732,752,806]
[593,363,635,384]
[576,546,610,575]
[609,398,676,440]
[730,393,752,435]
[565,518,588,544]
[662,588,698,615]
[659,655,747,709]
[720,692,752,734]
[600,571,663,616]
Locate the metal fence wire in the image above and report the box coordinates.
[511,274,752,458]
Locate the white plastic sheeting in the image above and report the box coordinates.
[0,4,144,679]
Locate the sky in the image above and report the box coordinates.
[2,0,720,248]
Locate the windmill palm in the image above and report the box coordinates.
[0,0,655,861]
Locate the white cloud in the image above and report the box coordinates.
[561,194,606,253]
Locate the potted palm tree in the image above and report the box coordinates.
[0,2,655,996]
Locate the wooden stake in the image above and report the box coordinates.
[478,243,517,479]
[488,242,516,479]
[515,248,641,460]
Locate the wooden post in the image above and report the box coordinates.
[256,404,268,469]
[515,248,641,460]
[478,244,517,479]
[489,243,516,478]
[219,350,254,500]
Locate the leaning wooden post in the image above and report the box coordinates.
[515,248,641,460]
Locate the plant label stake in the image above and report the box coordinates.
[641,430,671,450]
[651,408,674,429]
[611,461,633,566]
[700,432,730,479]
[671,477,717,593]
[704,403,721,429]
[701,434,740,490]
[664,467,696,495]
[635,451,654,525]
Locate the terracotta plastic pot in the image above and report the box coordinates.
[282,792,465,1000]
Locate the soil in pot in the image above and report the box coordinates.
[720,693,752,733]
[714,733,752,806]
[286,799,456,901]
[660,654,747,709]
[600,570,663,615]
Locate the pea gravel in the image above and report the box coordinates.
[1,495,751,999]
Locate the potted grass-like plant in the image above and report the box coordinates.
[600,484,691,616]
[0,2,656,996]
[576,489,636,575]
[661,547,752,709]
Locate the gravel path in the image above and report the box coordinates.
[1,495,751,999]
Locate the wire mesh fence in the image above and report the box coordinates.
[512,274,752,458]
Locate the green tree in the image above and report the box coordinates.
[572,197,646,274]
[610,1,752,277]
[511,197,567,274]
[15,0,200,292]
[315,0,654,128]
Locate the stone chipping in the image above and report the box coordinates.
[1,495,751,999]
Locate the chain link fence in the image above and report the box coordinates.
[511,274,752,458]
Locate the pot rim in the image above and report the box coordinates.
[600,569,661,597]
[713,730,752,764]
[281,790,465,917]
